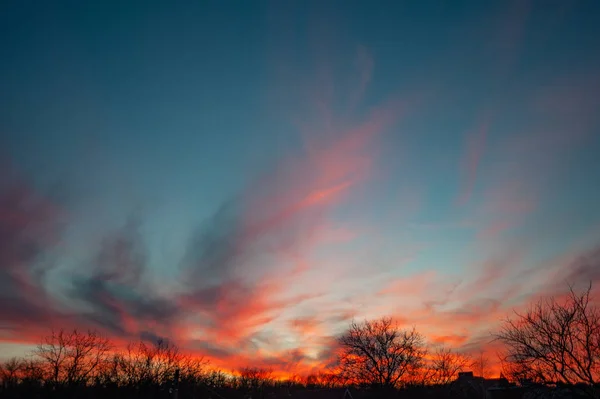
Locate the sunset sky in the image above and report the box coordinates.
[1,0,600,377]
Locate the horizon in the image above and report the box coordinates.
[1,0,600,379]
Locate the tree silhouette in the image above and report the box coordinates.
[426,347,472,385]
[0,358,22,388]
[495,283,600,398]
[337,317,426,389]
[34,328,112,386]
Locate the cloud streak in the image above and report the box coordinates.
[0,31,409,374]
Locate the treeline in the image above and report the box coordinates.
[0,328,475,398]
[0,328,345,399]
[0,331,208,398]
[1,283,599,399]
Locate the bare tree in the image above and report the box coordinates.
[94,353,124,387]
[426,347,472,385]
[20,359,46,386]
[34,329,112,385]
[237,367,273,391]
[318,370,343,388]
[118,338,205,387]
[495,283,600,398]
[303,370,341,388]
[204,369,231,388]
[141,338,183,384]
[337,317,426,389]
[119,340,148,386]
[0,357,22,387]
[303,373,320,388]
[35,329,68,383]
[66,329,112,385]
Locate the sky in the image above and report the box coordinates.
[1,0,600,377]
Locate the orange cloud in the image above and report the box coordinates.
[429,334,469,347]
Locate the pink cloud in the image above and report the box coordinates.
[378,270,438,297]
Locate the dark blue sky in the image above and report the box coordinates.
[1,0,600,372]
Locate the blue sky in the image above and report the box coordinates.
[1,0,600,375]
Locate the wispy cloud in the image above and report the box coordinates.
[1,35,411,371]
